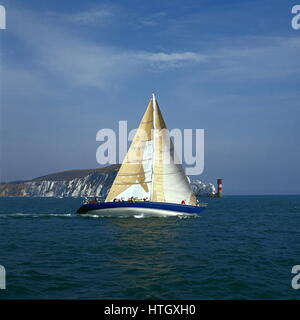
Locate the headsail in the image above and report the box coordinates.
[151,95,197,205]
[105,94,197,205]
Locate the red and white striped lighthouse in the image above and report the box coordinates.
[217,179,223,197]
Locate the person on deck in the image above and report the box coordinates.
[89,197,98,204]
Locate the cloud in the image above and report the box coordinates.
[5,8,207,90]
[139,12,166,27]
[134,51,207,70]
[47,8,114,26]
[61,9,113,25]
[139,19,158,26]
[206,36,300,82]
[6,8,300,92]
[140,52,206,63]
[5,9,132,89]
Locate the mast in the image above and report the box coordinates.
[150,93,156,201]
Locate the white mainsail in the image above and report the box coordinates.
[105,94,197,205]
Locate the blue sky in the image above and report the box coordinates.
[0,0,299,194]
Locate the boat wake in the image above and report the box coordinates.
[0,213,73,218]
[80,212,200,219]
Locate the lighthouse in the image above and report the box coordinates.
[217,179,223,198]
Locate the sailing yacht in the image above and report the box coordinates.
[77,94,206,217]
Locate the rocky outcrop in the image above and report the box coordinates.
[190,180,216,197]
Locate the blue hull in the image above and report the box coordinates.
[77,201,206,216]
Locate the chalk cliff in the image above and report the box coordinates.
[0,165,215,197]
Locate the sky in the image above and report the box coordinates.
[0,0,299,195]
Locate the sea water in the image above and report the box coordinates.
[0,196,299,299]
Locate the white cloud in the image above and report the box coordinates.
[139,52,206,63]
[6,9,207,90]
[6,8,300,93]
[134,51,207,70]
[62,9,113,25]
